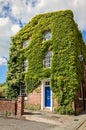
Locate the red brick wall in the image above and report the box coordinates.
[0,96,24,116]
[16,96,24,116]
[26,87,58,111]
[26,86,41,105]
[73,64,86,114]
[0,99,16,116]
[74,89,84,114]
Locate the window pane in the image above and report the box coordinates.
[44,32,51,40]
[24,60,28,71]
[45,81,50,85]
[23,39,30,48]
[43,51,52,68]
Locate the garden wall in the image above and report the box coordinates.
[0,96,24,116]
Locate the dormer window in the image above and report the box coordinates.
[23,39,30,48]
[24,60,28,71]
[43,32,51,41]
[43,51,52,68]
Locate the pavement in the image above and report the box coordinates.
[22,110,86,130]
[0,116,54,130]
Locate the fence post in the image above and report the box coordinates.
[16,96,24,117]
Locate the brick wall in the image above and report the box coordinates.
[16,96,24,116]
[73,64,86,115]
[0,96,24,117]
[0,99,16,116]
[27,86,41,105]
[74,89,84,114]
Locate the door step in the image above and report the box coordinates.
[43,108,51,112]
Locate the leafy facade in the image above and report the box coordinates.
[7,10,86,113]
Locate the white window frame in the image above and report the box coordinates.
[23,39,30,48]
[43,51,52,68]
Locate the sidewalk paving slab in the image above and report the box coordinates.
[63,115,86,130]
[22,110,86,130]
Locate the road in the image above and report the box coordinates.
[0,117,57,130]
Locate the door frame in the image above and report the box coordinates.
[41,79,52,111]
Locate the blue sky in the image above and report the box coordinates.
[0,57,7,83]
[0,65,7,83]
[82,31,86,43]
[0,0,86,83]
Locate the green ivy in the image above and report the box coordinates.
[7,10,86,113]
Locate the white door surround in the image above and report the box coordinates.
[41,79,52,111]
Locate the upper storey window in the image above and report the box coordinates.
[23,39,30,48]
[44,32,51,41]
[24,60,28,71]
[43,51,52,68]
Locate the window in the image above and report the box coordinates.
[44,32,51,41]
[23,39,30,48]
[24,60,28,71]
[43,51,52,68]
[20,84,26,96]
[45,81,50,85]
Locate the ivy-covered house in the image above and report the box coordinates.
[7,10,86,114]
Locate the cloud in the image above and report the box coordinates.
[0,17,8,26]
[0,0,86,30]
[11,24,21,34]
[35,0,86,30]
[0,0,86,58]
[7,0,86,31]
[0,16,13,57]
[0,57,7,66]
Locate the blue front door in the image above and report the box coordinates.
[45,87,51,107]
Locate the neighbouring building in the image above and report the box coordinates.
[7,10,86,114]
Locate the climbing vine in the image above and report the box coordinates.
[7,10,86,114]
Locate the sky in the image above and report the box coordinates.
[0,0,86,83]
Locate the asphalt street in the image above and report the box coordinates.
[0,117,57,130]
